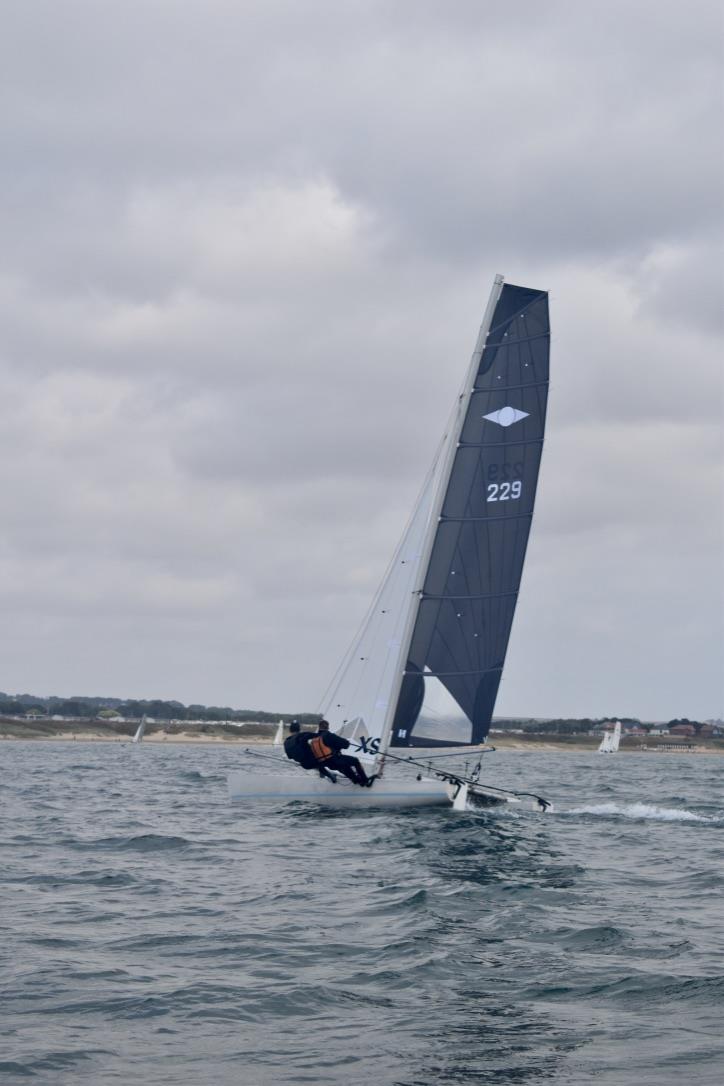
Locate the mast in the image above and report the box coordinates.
[375,275,505,773]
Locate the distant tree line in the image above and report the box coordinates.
[494,717,641,735]
[0,693,710,733]
[501,717,707,735]
[665,718,710,735]
[0,691,318,725]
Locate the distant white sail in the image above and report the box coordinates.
[273,719,284,747]
[132,715,147,744]
[598,721,621,754]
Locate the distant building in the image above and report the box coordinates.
[670,724,696,737]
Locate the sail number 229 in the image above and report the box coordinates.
[486,461,523,502]
[487,481,522,502]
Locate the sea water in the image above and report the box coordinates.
[1,743,722,1085]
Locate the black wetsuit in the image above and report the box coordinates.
[283,732,336,782]
[312,730,369,786]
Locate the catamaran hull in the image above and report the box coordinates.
[227,772,453,808]
[226,772,531,810]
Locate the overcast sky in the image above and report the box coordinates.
[1,0,722,721]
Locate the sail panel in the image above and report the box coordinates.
[477,285,550,381]
[422,516,538,598]
[441,445,543,520]
[391,282,549,748]
[397,593,518,742]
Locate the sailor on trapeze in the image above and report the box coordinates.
[310,720,376,787]
[283,720,336,782]
[283,719,376,787]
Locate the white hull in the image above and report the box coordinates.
[227,771,530,810]
[228,771,452,808]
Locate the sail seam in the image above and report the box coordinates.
[473,380,549,392]
[484,332,550,347]
[440,513,533,523]
[421,592,517,600]
[407,668,503,677]
[458,439,544,448]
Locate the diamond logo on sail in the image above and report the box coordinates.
[482,406,529,427]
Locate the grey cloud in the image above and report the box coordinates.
[0,1,721,718]
[634,239,724,334]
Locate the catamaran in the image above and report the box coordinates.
[132,714,147,744]
[229,276,551,810]
[597,721,622,754]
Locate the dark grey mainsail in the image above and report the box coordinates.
[389,281,550,747]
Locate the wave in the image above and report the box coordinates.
[76,833,192,852]
[18,869,139,888]
[176,770,225,782]
[559,924,627,950]
[566,802,722,823]
[0,1050,111,1076]
[531,971,724,1007]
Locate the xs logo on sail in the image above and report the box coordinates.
[354,736,381,755]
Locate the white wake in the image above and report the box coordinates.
[567,802,721,823]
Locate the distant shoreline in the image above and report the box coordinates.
[1,728,722,754]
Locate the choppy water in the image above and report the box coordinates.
[1,743,723,1085]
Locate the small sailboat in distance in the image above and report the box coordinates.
[273,719,284,747]
[598,721,622,754]
[229,276,551,810]
[132,715,147,744]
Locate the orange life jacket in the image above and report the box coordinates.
[309,735,334,763]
